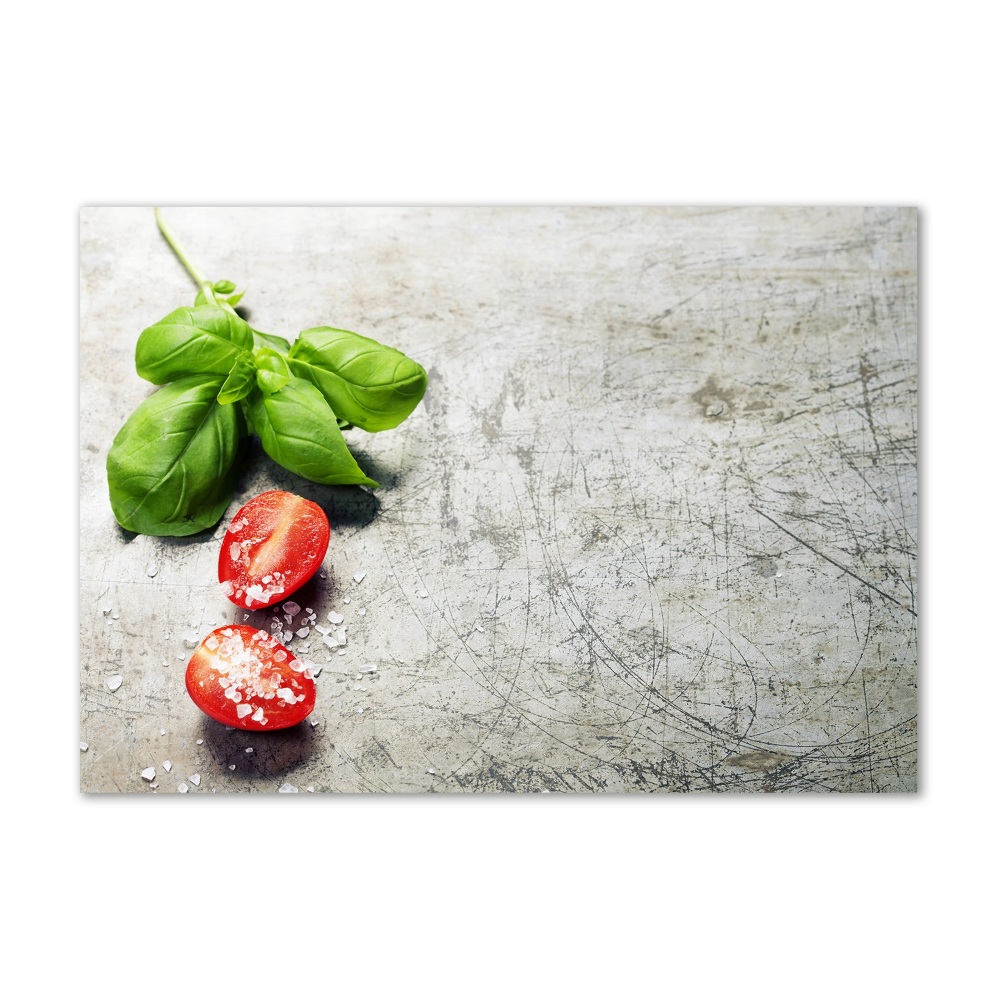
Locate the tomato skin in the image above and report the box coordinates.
[185,625,316,731]
[218,490,330,610]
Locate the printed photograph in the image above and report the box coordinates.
[79,206,917,793]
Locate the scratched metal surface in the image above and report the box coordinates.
[79,206,917,793]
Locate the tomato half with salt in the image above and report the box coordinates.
[218,490,330,610]
[185,625,316,730]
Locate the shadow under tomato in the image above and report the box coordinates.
[196,714,320,779]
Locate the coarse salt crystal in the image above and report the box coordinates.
[427,769,436,775]
[278,783,298,793]
[353,571,366,583]
[163,760,172,772]
[160,729,166,736]
[146,562,159,578]
[327,611,344,625]
[338,650,347,656]
[237,703,253,718]
[141,767,156,781]
[196,739,204,745]
[182,630,200,648]
[307,786,315,792]
[356,707,364,714]
[283,601,301,616]
[296,627,310,638]
[343,596,351,605]
[229,764,236,771]
[80,741,89,752]
[417,590,428,599]
[178,782,189,793]
[245,748,254,754]
[189,774,201,786]
[357,608,367,617]
[359,664,377,674]
[106,675,123,692]
[309,718,319,727]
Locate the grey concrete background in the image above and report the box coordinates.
[79,206,917,793]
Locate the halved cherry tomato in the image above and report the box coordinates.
[218,490,330,610]
[185,624,316,730]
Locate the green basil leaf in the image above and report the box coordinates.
[288,326,427,431]
[106,376,245,536]
[213,279,236,294]
[135,304,254,384]
[194,287,243,310]
[248,376,379,487]
[252,327,291,353]
[253,347,291,395]
[217,353,257,405]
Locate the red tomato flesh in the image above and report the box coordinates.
[218,490,330,610]
[185,624,316,730]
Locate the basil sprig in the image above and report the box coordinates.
[106,210,427,537]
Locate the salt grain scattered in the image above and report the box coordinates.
[101,603,112,615]
[359,664,377,674]
[178,782,189,793]
[141,767,156,781]
[189,774,201,786]
[427,769,436,775]
[163,760,172,772]
[146,562,159,578]
[343,596,351,605]
[476,625,484,633]
[357,608,367,617]
[80,741,89,752]
[160,728,166,736]
[229,764,236,771]
[278,783,298,793]
[283,601,301,616]
[196,739,204,745]
[106,675,123,692]
[356,707,364,714]
[417,590,428,599]
[338,650,347,656]
[306,786,314,792]
[327,611,344,625]
[353,571,366,583]
[309,718,319,727]
[245,748,254,754]
[296,627,310,638]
